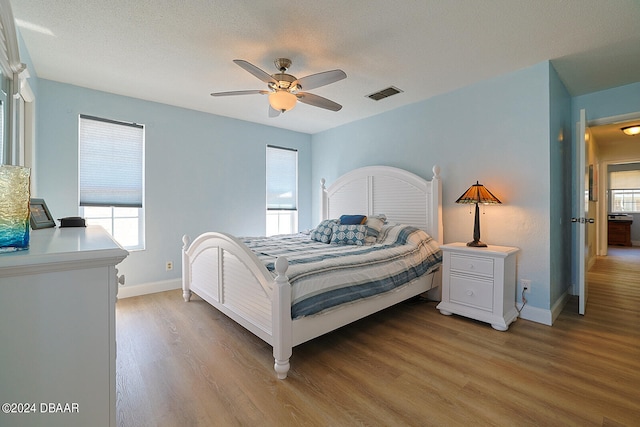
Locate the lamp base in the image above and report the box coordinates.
[466,240,487,248]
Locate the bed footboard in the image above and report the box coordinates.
[182,233,293,379]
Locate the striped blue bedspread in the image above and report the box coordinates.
[241,224,442,319]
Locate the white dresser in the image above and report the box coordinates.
[0,226,128,427]
[437,242,519,331]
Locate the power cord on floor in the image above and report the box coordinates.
[404,271,438,305]
[405,295,433,304]
[516,288,527,316]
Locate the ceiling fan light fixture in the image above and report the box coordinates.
[213,59,345,115]
[621,125,640,136]
[269,90,297,113]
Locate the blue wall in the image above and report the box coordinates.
[572,82,640,125]
[548,63,573,306]
[34,80,312,286]
[27,54,637,321]
[312,61,557,313]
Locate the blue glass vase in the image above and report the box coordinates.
[0,165,31,252]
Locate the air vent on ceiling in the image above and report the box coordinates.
[366,86,403,101]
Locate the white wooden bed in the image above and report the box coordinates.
[182,165,443,379]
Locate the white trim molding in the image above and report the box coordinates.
[117,279,181,299]
[0,0,25,76]
[517,303,553,326]
[517,288,571,326]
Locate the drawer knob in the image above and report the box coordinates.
[466,290,474,296]
[468,264,475,269]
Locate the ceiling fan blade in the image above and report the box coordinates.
[293,69,346,91]
[296,92,342,111]
[233,59,277,85]
[268,105,281,118]
[210,90,269,97]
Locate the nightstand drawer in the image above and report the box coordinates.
[450,275,493,311]
[450,254,494,277]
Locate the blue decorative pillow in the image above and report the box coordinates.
[331,224,367,246]
[339,214,367,225]
[310,219,338,243]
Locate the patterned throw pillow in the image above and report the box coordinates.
[310,219,338,243]
[364,214,387,245]
[330,224,367,246]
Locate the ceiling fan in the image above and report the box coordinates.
[211,58,346,117]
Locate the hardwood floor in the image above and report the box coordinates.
[116,250,640,426]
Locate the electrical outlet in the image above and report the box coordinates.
[521,279,531,293]
[166,261,173,271]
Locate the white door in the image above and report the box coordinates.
[574,109,590,315]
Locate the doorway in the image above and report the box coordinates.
[588,118,640,256]
[571,109,640,316]
[586,118,640,306]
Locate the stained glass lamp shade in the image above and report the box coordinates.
[455,181,501,247]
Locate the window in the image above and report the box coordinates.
[266,145,297,236]
[0,74,9,164]
[0,98,4,164]
[609,168,640,213]
[79,115,145,250]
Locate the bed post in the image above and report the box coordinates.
[320,178,328,221]
[431,165,443,245]
[182,235,192,302]
[272,256,292,379]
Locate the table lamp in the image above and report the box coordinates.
[456,181,501,247]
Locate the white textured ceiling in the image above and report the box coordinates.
[10,0,640,134]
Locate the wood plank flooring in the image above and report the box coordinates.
[116,248,640,426]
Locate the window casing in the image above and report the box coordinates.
[266,145,298,236]
[0,2,27,167]
[79,115,145,250]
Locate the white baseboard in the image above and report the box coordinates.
[516,289,570,326]
[117,279,181,299]
[516,303,552,326]
[550,289,571,323]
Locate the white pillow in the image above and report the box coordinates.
[364,214,386,244]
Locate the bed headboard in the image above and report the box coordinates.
[320,165,443,244]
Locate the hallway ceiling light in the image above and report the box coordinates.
[621,125,640,136]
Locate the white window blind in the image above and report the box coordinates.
[609,170,640,189]
[79,115,144,207]
[266,145,297,210]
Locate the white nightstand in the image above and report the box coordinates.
[436,242,520,331]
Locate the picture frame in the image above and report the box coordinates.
[29,198,56,229]
[588,164,598,202]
